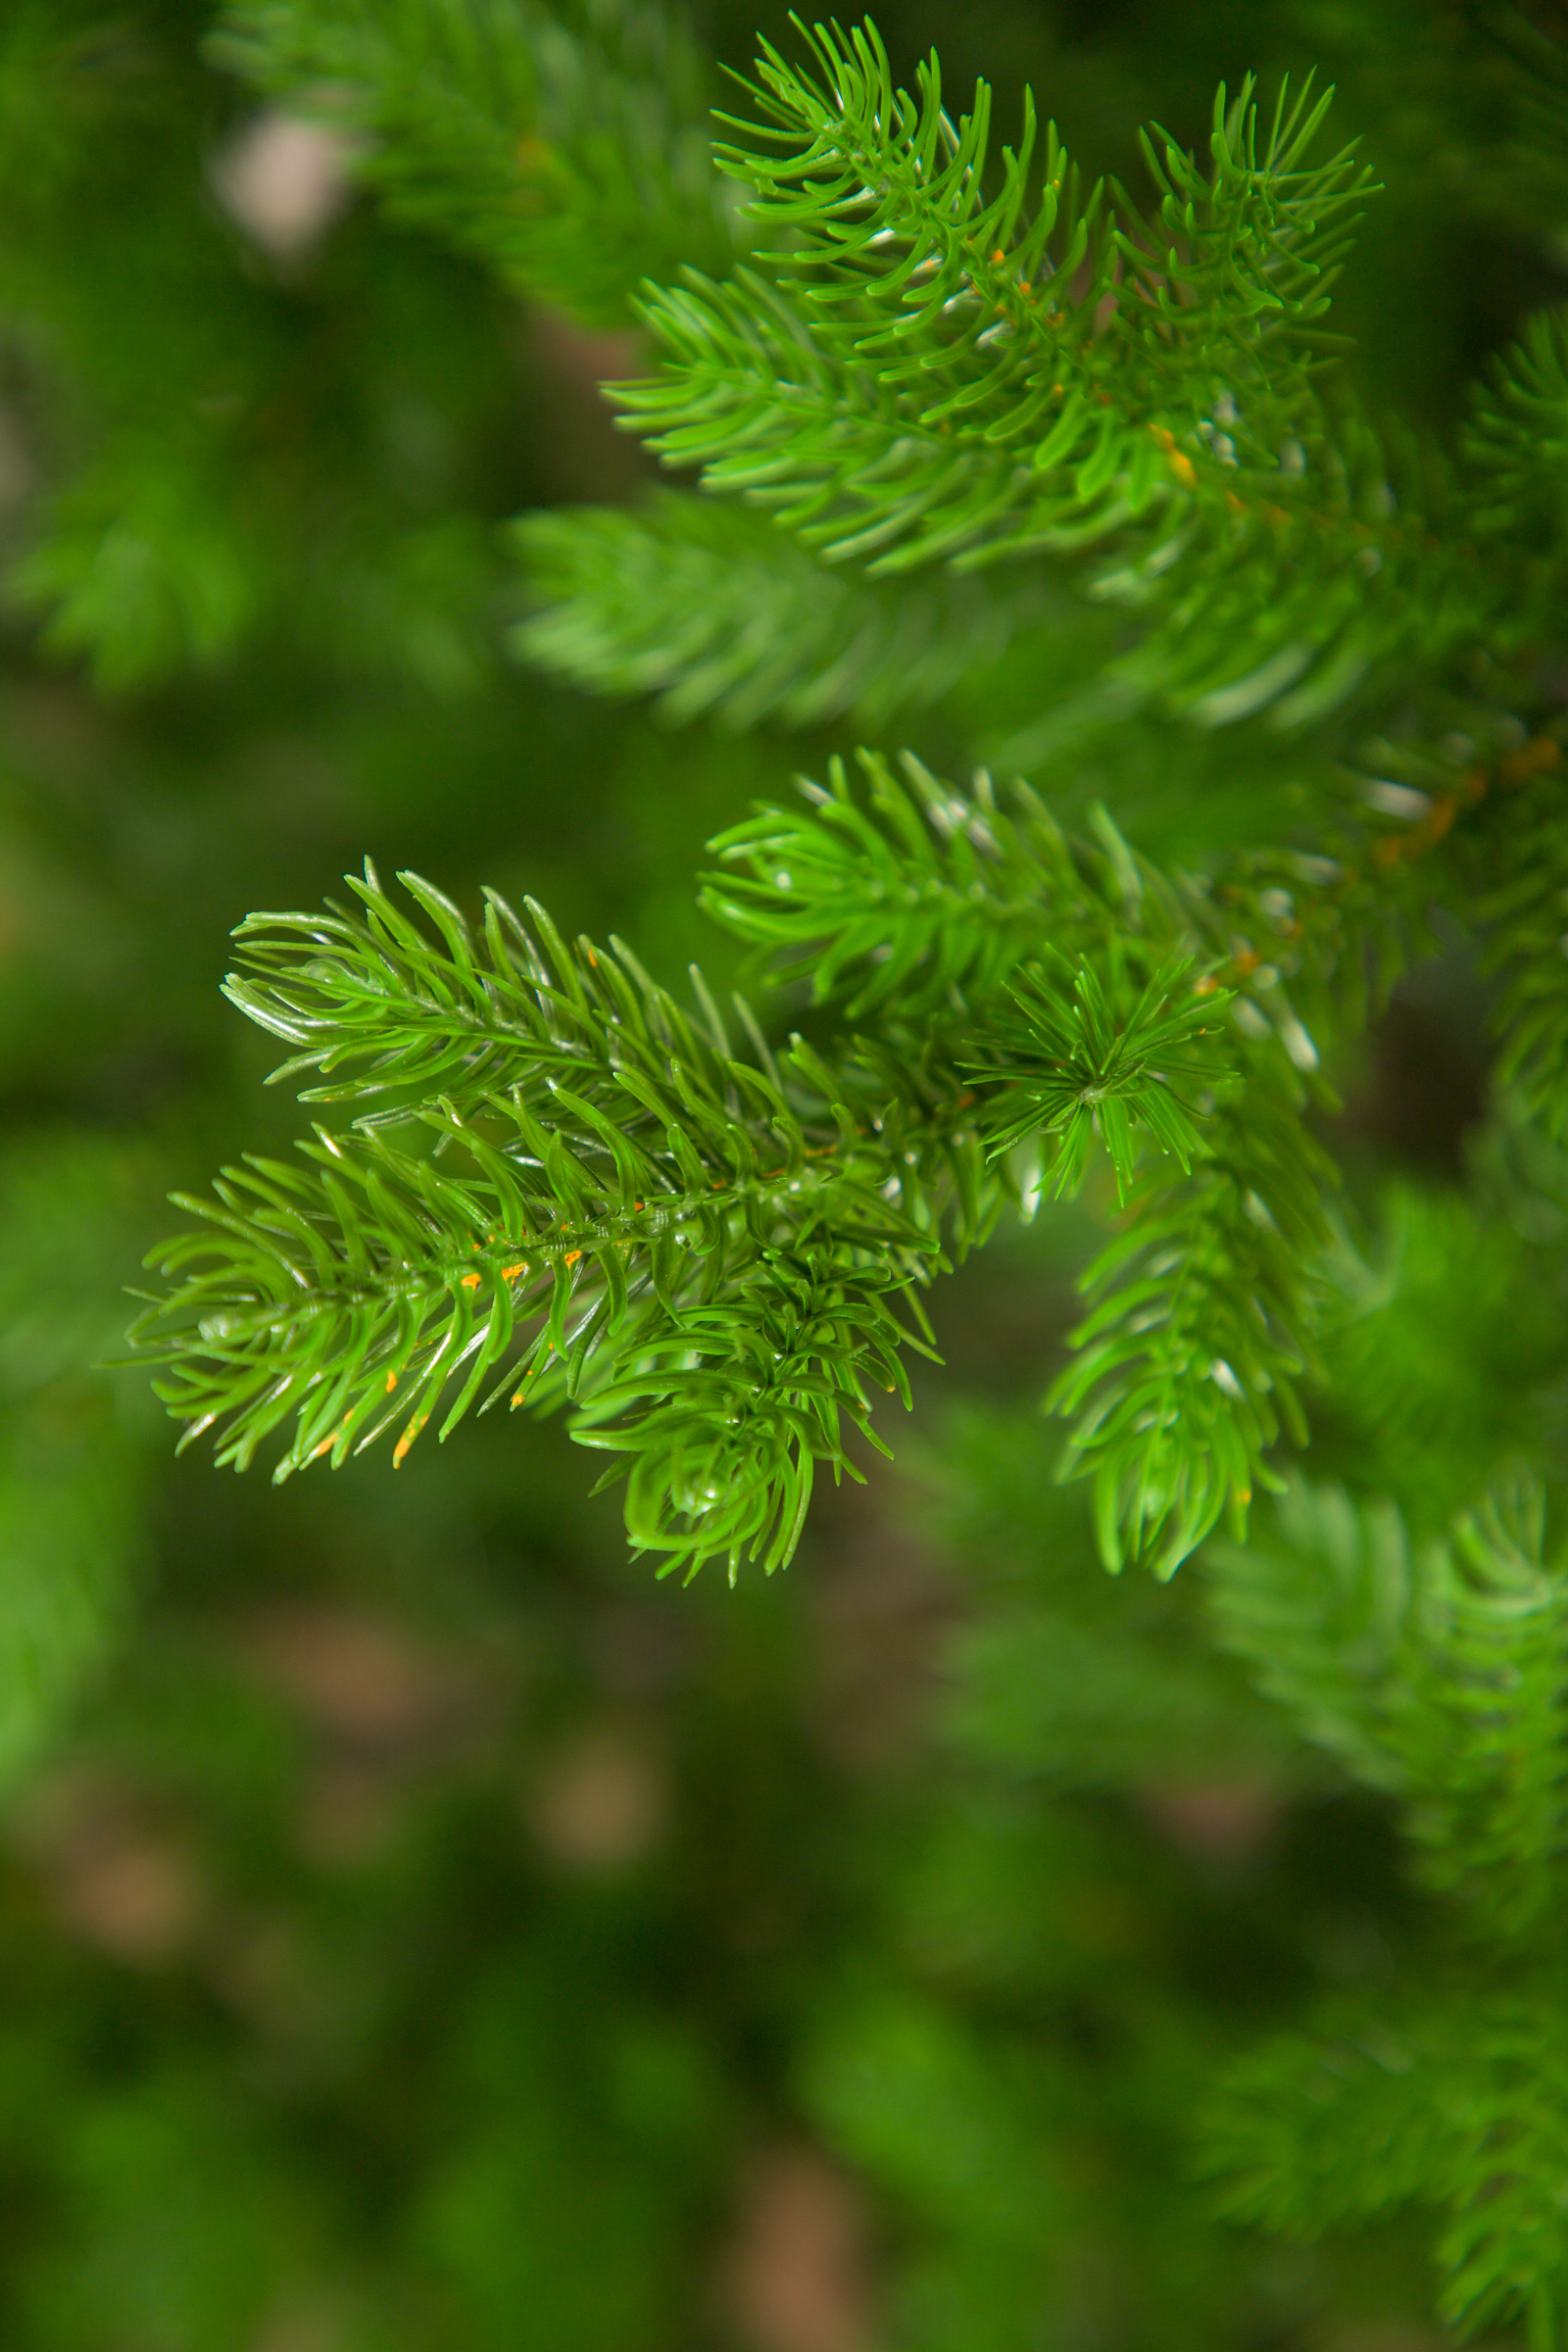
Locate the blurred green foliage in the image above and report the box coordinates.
[1,0,1566,2345]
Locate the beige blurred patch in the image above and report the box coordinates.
[1312,2329,1456,2352]
[1135,1778,1280,1867]
[240,1605,479,1752]
[207,1908,326,2037]
[250,2296,353,2352]
[11,1769,203,1963]
[238,1607,494,1871]
[525,310,650,504]
[808,1501,958,1773]
[527,1725,668,1870]
[719,2145,875,2352]
[0,409,35,507]
[293,1756,408,1870]
[212,111,358,261]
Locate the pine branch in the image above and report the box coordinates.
[1201,1989,1568,2335]
[1313,1175,1568,1533]
[114,3,1562,1588]
[934,1400,1298,1786]
[218,848,999,1253]
[212,0,733,326]
[127,867,995,1580]
[968,951,1234,1200]
[135,763,1360,1584]
[1049,1072,1330,1577]
[1399,1486,1568,1938]
[185,727,1461,1591]
[1484,6,1568,239]
[1206,1479,1424,1790]
[613,30,1366,569]
[721,16,1368,408]
[512,492,1049,729]
[707,753,1355,1575]
[709,748,1417,1056]
[593,22,1510,729]
[1210,1478,1568,1937]
[1478,732,1568,1138]
[703,751,1114,1021]
[1462,304,1568,544]
[0,8,517,688]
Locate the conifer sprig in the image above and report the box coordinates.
[1204,1478,1411,1788]
[1202,1989,1568,2338]
[1462,305,1568,547]
[1400,1486,1568,1937]
[513,493,1048,729]
[722,17,1370,397]
[1209,1478,1568,1936]
[704,750,1103,1019]
[1202,1478,1568,2329]
[98,4,1568,2335]
[133,1106,941,1577]
[133,759,1360,1583]
[212,0,733,326]
[1050,1074,1330,1577]
[129,866,988,1579]
[705,748,1397,1069]
[513,19,1503,735]
[132,15,1568,1604]
[703,753,1350,1574]
[970,954,1234,1198]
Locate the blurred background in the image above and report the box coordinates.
[0,1,1562,2345]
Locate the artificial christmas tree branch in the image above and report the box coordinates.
[110,10,1568,2335]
